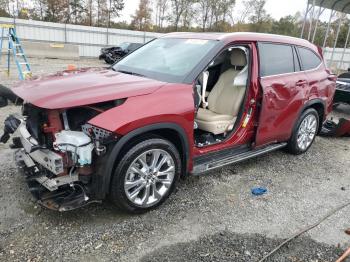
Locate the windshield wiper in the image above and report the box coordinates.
[116,70,145,77]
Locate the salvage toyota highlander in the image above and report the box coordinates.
[0,33,336,213]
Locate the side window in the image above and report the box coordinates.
[259,43,294,77]
[297,47,322,70]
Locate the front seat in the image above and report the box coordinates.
[195,48,248,135]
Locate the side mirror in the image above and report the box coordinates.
[0,96,8,108]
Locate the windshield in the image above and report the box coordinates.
[113,38,218,83]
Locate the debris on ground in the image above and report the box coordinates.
[251,187,267,196]
[320,118,350,137]
[345,228,350,235]
[336,246,350,262]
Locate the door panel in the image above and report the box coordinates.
[255,72,308,146]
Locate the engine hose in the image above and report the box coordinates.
[258,200,350,262]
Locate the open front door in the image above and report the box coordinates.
[255,43,308,147]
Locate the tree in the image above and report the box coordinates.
[243,0,271,32]
[85,0,94,26]
[207,0,235,31]
[155,0,168,29]
[0,0,10,17]
[97,0,108,26]
[131,0,152,31]
[237,0,253,24]
[44,0,69,22]
[33,0,47,21]
[109,0,124,20]
[272,15,299,37]
[170,0,187,31]
[180,0,195,29]
[198,0,212,31]
[69,0,86,24]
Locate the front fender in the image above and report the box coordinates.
[88,83,194,135]
[88,83,195,198]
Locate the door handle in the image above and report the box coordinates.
[296,80,307,86]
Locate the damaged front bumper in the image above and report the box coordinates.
[3,115,101,211]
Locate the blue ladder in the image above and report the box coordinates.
[0,24,31,80]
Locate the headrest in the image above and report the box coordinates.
[230,49,247,67]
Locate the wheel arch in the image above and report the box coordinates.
[301,99,326,133]
[100,123,190,198]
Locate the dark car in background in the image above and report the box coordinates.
[335,70,350,105]
[99,42,143,64]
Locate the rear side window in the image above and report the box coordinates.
[297,47,322,70]
[259,43,294,77]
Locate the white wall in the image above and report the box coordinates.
[0,17,163,57]
[323,47,350,71]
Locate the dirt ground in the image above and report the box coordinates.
[0,57,350,262]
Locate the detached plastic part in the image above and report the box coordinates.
[251,187,267,196]
[0,115,21,143]
[320,118,350,137]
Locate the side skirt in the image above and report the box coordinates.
[192,142,287,175]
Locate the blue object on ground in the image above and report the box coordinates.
[251,187,267,196]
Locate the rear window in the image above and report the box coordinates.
[259,43,294,77]
[297,47,322,70]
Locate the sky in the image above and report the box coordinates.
[118,0,309,23]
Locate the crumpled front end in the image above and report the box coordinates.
[1,102,119,211]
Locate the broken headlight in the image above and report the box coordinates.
[82,124,115,143]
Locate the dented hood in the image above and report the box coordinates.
[12,68,165,109]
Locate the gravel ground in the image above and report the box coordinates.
[0,57,350,262]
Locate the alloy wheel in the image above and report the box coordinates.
[297,114,317,151]
[124,149,175,207]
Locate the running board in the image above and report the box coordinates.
[192,142,287,175]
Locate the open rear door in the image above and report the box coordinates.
[255,43,307,147]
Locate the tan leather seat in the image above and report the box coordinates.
[196,49,247,135]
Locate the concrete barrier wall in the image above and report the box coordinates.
[0,17,162,57]
[21,41,79,59]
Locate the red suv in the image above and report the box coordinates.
[1,33,336,213]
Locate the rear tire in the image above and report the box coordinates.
[109,138,181,213]
[286,108,319,155]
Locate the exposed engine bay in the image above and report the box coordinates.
[0,66,166,212]
[1,100,124,211]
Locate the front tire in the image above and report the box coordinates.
[286,108,319,155]
[110,138,181,213]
